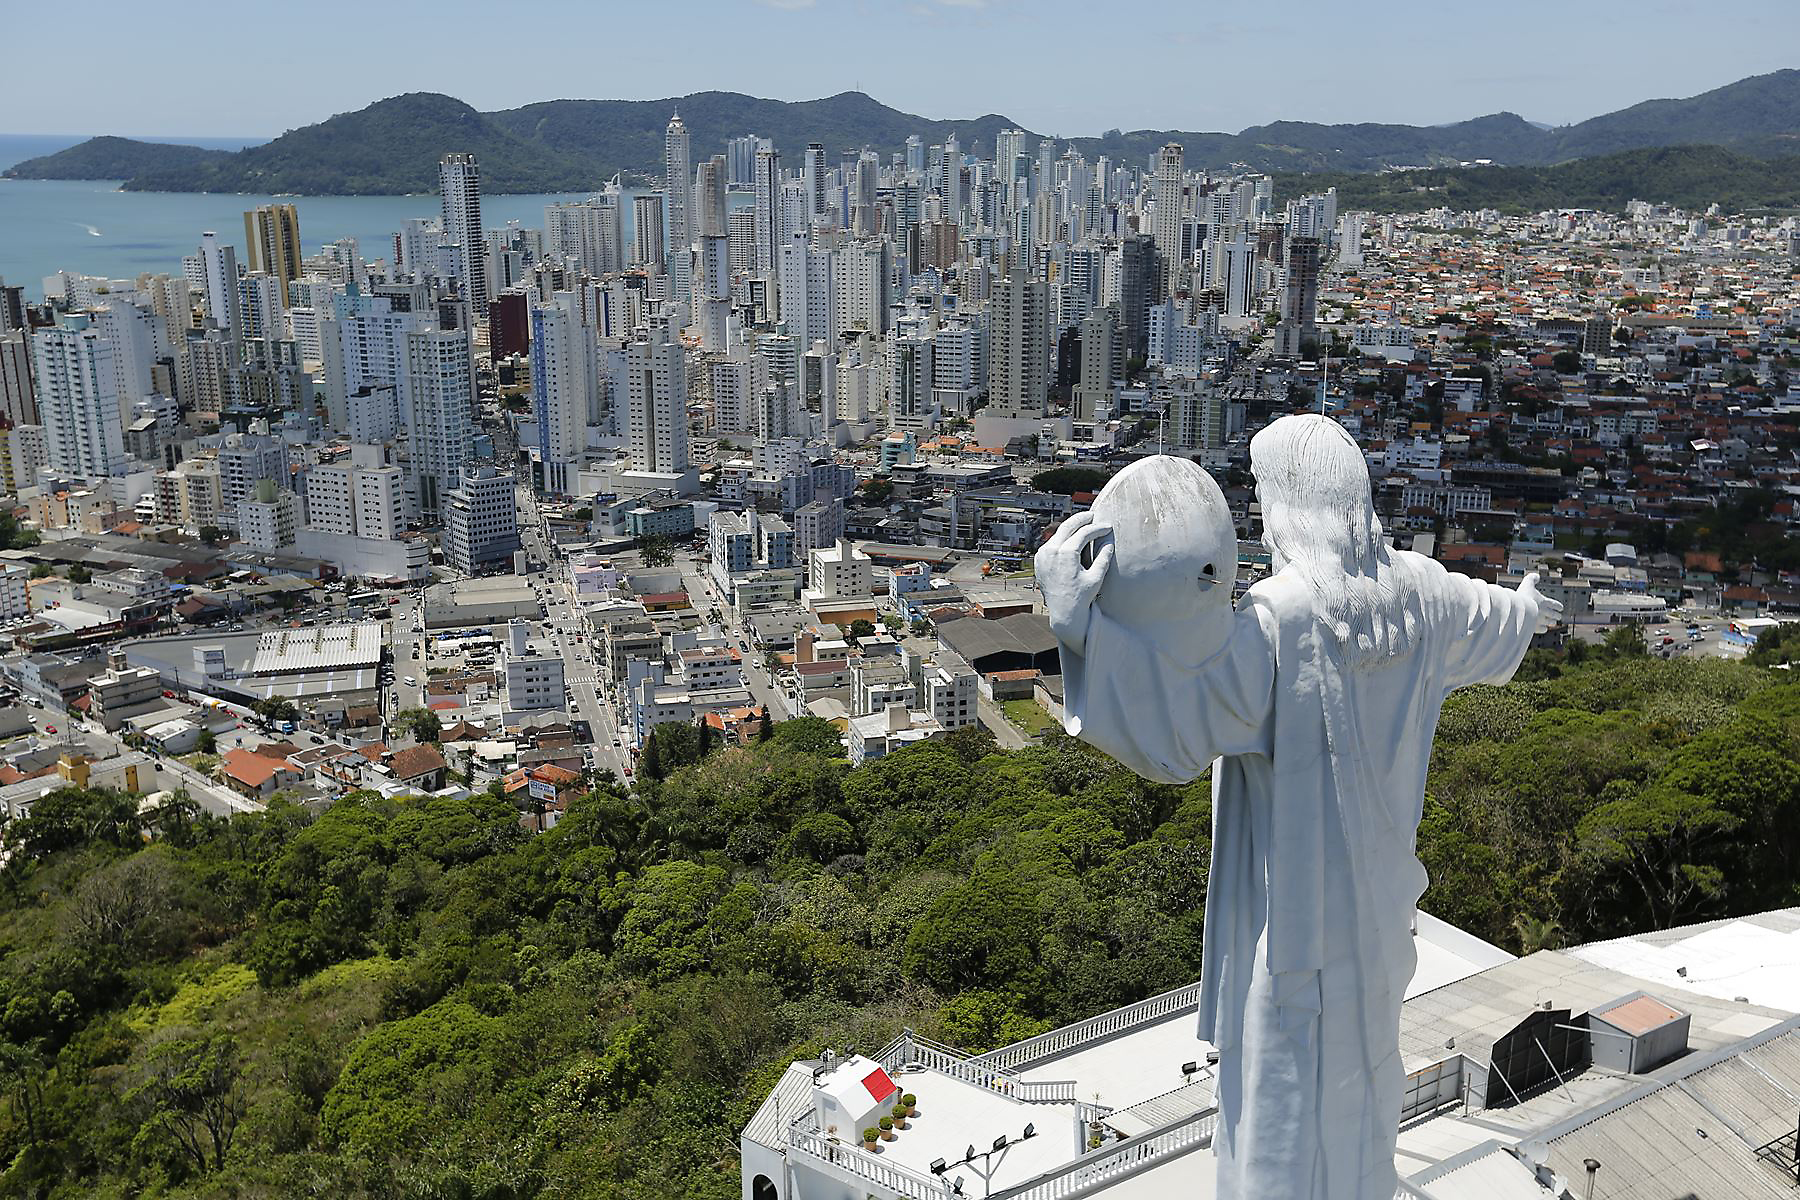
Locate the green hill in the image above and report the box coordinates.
[4,134,234,181]
[10,70,1800,195]
[1275,144,1800,215]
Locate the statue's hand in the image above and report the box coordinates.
[1037,512,1114,656]
[1517,572,1563,635]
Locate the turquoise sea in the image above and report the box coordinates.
[0,133,698,299]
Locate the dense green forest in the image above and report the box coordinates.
[2,641,1799,1197]
[1275,144,1800,215]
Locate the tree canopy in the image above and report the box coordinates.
[1,648,1797,1195]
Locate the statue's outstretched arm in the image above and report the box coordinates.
[1035,511,1113,659]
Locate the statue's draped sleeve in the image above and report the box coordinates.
[1061,603,1276,785]
[1432,564,1543,693]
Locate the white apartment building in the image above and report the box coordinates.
[500,620,565,713]
[679,645,743,691]
[531,300,595,494]
[33,315,126,479]
[303,457,404,541]
[404,327,474,517]
[921,649,978,731]
[237,486,299,550]
[626,328,690,476]
[806,537,874,600]
[0,564,31,620]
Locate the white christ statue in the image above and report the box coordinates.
[1035,416,1560,1200]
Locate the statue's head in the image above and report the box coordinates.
[1249,414,1383,575]
[1249,414,1418,664]
[1087,456,1237,660]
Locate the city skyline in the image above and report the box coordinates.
[6,0,1798,140]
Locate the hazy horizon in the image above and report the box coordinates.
[6,0,1796,141]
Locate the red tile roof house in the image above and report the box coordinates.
[219,747,302,800]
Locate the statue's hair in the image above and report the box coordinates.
[1250,414,1419,665]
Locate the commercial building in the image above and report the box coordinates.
[443,467,521,575]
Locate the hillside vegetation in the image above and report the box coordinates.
[10,69,1800,194]
[1,641,1798,1196]
[1275,145,1800,215]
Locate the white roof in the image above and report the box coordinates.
[251,623,383,674]
[1411,1143,1549,1200]
[1569,912,1800,1012]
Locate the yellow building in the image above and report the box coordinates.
[243,204,302,306]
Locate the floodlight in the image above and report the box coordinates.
[1023,1123,1035,1140]
[931,1158,947,1175]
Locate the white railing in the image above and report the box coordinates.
[1394,1179,1441,1199]
[973,982,1204,1073]
[989,1106,1216,1200]
[884,1031,1078,1104]
[788,1128,954,1199]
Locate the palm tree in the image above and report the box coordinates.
[1513,915,1562,955]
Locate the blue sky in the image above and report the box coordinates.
[9,0,1797,140]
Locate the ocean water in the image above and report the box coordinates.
[0,134,712,297]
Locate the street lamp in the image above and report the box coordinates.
[932,1125,1037,1198]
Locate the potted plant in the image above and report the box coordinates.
[902,1092,918,1117]
[863,1127,880,1151]
[1088,1134,1104,1150]
[879,1116,895,1141]
[892,1102,909,1130]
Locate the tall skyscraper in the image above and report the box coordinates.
[1073,306,1117,422]
[439,153,489,316]
[1117,233,1156,360]
[0,331,36,425]
[1220,231,1258,320]
[32,315,126,479]
[727,134,764,188]
[779,233,835,348]
[905,135,925,176]
[1276,236,1322,356]
[664,112,693,318]
[243,204,301,307]
[941,133,963,221]
[627,328,690,476]
[198,231,240,332]
[987,274,1048,420]
[695,156,732,353]
[544,193,625,277]
[404,327,474,518]
[530,301,594,494]
[633,193,666,271]
[996,128,1027,214]
[803,143,827,225]
[1152,142,1186,298]
[753,145,783,285]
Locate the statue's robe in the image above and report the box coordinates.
[1062,550,1538,1200]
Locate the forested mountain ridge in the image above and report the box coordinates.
[0,636,1797,1196]
[9,69,1800,194]
[1272,144,1800,215]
